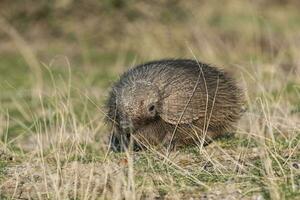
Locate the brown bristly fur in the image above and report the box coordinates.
[106,59,245,151]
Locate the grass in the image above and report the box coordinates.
[0,0,300,199]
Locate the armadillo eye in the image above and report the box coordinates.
[149,105,155,111]
[148,104,156,114]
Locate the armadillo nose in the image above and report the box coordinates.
[120,120,134,133]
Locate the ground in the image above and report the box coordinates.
[0,0,300,199]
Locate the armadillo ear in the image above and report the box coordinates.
[159,79,205,125]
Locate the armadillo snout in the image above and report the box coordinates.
[109,132,143,152]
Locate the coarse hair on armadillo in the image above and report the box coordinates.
[105,59,245,151]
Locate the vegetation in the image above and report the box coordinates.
[0,0,300,199]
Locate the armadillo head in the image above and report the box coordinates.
[117,81,160,133]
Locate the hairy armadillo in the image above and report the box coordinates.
[106,59,244,151]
